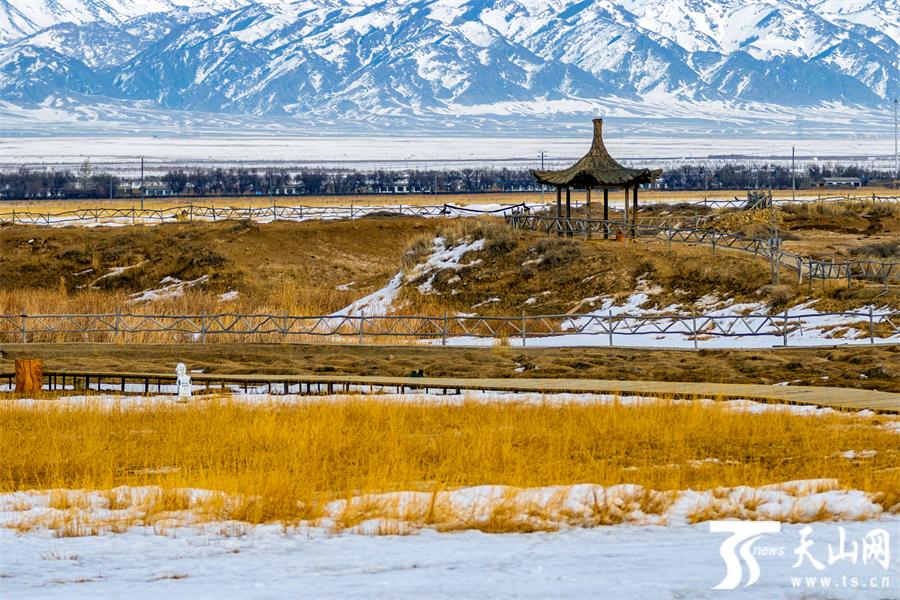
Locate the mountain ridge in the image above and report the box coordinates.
[0,0,897,128]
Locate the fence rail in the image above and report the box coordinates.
[507,214,900,285]
[695,194,900,210]
[0,310,896,348]
[0,202,526,226]
[2,194,897,227]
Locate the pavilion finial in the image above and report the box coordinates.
[592,118,604,152]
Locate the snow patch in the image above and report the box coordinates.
[127,275,209,304]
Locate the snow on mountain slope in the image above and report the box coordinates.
[0,0,249,43]
[816,0,900,45]
[0,44,102,101]
[0,0,896,125]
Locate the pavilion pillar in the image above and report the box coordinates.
[603,188,609,239]
[632,185,639,237]
[565,186,572,237]
[623,186,629,237]
[556,186,562,237]
[586,187,592,240]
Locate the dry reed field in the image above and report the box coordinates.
[2,396,898,534]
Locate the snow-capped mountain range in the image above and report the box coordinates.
[0,0,897,129]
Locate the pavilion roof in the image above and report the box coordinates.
[532,119,661,188]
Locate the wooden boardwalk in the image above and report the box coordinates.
[2,370,898,413]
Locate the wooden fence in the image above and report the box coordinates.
[0,309,896,348]
[0,202,525,226]
[2,194,896,227]
[695,194,900,210]
[506,213,900,285]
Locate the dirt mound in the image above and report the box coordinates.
[0,217,439,314]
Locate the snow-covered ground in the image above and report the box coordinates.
[127,275,209,304]
[2,391,896,597]
[1,488,895,599]
[3,133,896,174]
[0,390,865,415]
[514,296,898,349]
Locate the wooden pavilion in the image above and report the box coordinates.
[532,118,661,238]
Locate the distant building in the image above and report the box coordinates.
[274,187,301,195]
[117,181,175,197]
[371,177,411,194]
[812,177,862,188]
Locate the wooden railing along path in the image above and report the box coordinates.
[2,371,897,413]
[0,309,896,347]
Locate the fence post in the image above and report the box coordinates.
[711,227,716,254]
[282,313,288,342]
[608,310,614,347]
[521,310,526,347]
[200,312,207,345]
[358,316,365,345]
[782,308,789,347]
[114,309,120,341]
[442,311,448,346]
[692,310,698,350]
[869,307,875,344]
[20,313,27,344]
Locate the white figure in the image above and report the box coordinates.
[176,362,192,399]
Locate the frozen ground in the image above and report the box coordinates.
[1,501,895,599]
[2,391,896,597]
[0,390,870,415]
[2,133,897,175]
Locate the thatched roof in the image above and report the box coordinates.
[532,119,661,188]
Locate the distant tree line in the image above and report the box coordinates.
[658,163,895,190]
[0,161,895,201]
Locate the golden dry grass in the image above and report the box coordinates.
[2,397,897,531]
[0,218,439,320]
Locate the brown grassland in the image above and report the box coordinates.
[1,341,898,392]
[1,214,895,321]
[0,217,439,316]
[1,198,899,536]
[1,397,898,533]
[398,219,899,317]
